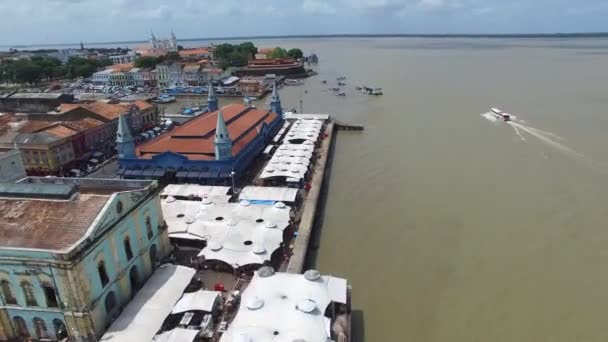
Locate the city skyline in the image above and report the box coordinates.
[1,0,608,46]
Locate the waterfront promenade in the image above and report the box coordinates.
[287,121,334,273]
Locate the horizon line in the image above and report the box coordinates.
[3,32,608,48]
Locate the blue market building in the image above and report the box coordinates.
[117,84,284,183]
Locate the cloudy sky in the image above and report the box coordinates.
[1,0,607,45]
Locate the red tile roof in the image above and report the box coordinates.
[82,101,128,121]
[0,194,109,250]
[136,104,278,160]
[179,48,210,57]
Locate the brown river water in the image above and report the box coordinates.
[169,37,608,341]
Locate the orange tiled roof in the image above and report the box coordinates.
[179,48,210,57]
[83,101,128,121]
[130,100,153,112]
[63,117,104,131]
[56,103,81,113]
[108,63,134,72]
[136,104,278,160]
[43,125,79,139]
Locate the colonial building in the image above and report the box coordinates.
[0,177,170,341]
[117,85,284,183]
[155,63,183,88]
[109,52,137,65]
[0,101,155,175]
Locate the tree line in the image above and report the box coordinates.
[0,56,112,85]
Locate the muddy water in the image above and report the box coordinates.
[264,38,608,342]
[158,37,608,341]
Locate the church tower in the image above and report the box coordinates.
[150,30,158,49]
[214,111,232,161]
[270,82,282,115]
[207,82,219,112]
[170,29,177,50]
[116,114,135,158]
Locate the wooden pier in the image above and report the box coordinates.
[335,120,364,131]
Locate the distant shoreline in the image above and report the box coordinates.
[4,32,608,49]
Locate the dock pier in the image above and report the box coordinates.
[287,121,335,273]
[335,120,364,131]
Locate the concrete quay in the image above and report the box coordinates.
[287,121,335,273]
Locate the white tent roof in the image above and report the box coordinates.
[260,163,309,181]
[102,265,196,342]
[163,199,291,268]
[239,186,299,203]
[172,290,221,314]
[220,269,347,342]
[153,328,199,342]
[161,184,231,201]
[283,113,330,121]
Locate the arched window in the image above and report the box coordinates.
[149,244,158,267]
[53,319,67,340]
[124,236,134,261]
[13,316,29,338]
[20,281,37,306]
[98,260,109,288]
[146,216,153,239]
[105,291,117,315]
[1,280,16,305]
[129,266,139,295]
[42,283,59,308]
[33,317,49,339]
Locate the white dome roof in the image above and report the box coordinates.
[246,297,264,310]
[257,266,275,277]
[165,196,176,203]
[185,216,196,224]
[208,241,223,251]
[304,269,321,281]
[201,197,213,205]
[274,202,286,209]
[296,299,317,313]
[264,221,277,228]
[240,200,251,207]
[252,245,266,254]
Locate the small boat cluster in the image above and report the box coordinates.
[356,85,383,96]
[322,76,348,96]
[152,94,176,103]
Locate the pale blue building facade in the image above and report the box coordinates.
[0,177,171,341]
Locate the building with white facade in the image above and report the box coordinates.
[109,52,137,65]
[91,69,115,85]
[156,63,183,87]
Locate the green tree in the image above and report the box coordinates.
[14,60,42,84]
[268,47,288,59]
[134,56,161,69]
[238,42,258,59]
[214,43,235,61]
[287,48,304,59]
[97,58,113,67]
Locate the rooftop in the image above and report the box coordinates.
[163,197,291,269]
[136,104,279,161]
[5,93,71,100]
[0,177,155,251]
[220,268,348,342]
[178,48,211,57]
[102,265,196,342]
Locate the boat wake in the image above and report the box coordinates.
[508,121,586,160]
[481,108,591,163]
